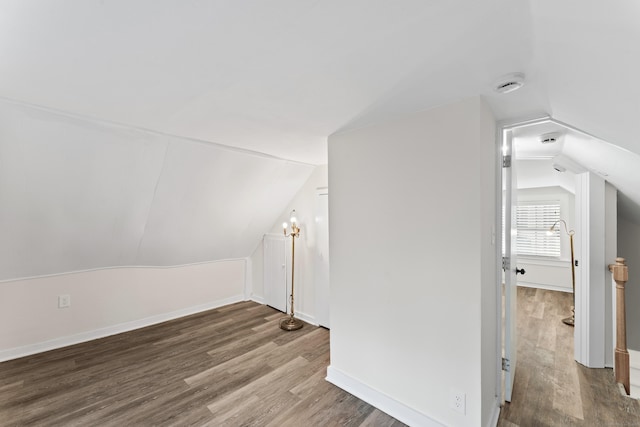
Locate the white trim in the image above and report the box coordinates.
[486,400,501,427]
[497,115,552,132]
[250,295,266,305]
[575,172,588,365]
[494,121,504,404]
[0,294,244,362]
[629,350,640,399]
[0,96,315,167]
[629,349,640,370]
[629,349,640,373]
[244,257,252,301]
[0,258,247,284]
[517,282,572,293]
[575,172,606,368]
[517,257,572,268]
[295,310,318,327]
[326,365,444,427]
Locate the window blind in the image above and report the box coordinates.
[516,202,561,257]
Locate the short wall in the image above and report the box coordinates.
[517,257,572,292]
[0,259,246,361]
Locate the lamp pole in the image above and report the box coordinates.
[280,210,304,331]
[549,219,576,326]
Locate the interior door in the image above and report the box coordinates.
[315,188,330,328]
[264,234,287,313]
[503,129,518,402]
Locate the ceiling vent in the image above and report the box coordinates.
[540,132,562,144]
[493,72,525,94]
[552,154,587,174]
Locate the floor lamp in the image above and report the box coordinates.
[548,219,576,326]
[280,210,303,331]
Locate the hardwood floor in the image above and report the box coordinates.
[498,287,640,427]
[4,292,639,426]
[0,301,405,427]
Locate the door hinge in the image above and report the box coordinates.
[502,357,510,372]
[502,256,509,271]
[502,155,511,168]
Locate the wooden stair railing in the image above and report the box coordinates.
[609,257,630,395]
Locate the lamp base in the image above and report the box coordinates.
[280,316,304,331]
[562,316,575,327]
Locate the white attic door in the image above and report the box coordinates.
[263,234,287,313]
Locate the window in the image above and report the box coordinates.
[516,202,561,257]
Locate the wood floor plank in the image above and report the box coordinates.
[0,302,406,426]
[205,356,309,424]
[7,292,637,426]
[498,288,640,426]
[360,408,407,427]
[184,341,279,386]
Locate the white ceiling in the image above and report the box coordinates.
[513,118,640,222]
[5,0,631,165]
[513,121,567,159]
[1,1,639,199]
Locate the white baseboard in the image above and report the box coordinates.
[629,350,640,399]
[486,398,501,427]
[295,310,318,326]
[517,282,572,293]
[250,294,265,305]
[0,294,245,362]
[629,349,640,369]
[326,365,444,427]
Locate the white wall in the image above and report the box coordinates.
[0,99,319,362]
[0,99,314,279]
[327,97,497,427]
[574,172,607,368]
[618,216,640,351]
[516,186,575,292]
[0,260,246,361]
[250,165,328,324]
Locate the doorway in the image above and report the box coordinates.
[500,117,617,403]
[501,118,578,403]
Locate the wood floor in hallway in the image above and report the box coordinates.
[0,301,405,427]
[498,287,640,427]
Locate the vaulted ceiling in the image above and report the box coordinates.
[1,1,639,278]
[2,1,638,163]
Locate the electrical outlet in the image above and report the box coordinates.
[58,294,71,308]
[451,390,466,414]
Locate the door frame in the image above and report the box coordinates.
[263,233,287,313]
[496,115,578,401]
[497,115,617,400]
[314,186,330,328]
[496,116,547,402]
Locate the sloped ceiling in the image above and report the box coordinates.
[1,0,541,165]
[1,1,639,278]
[2,1,638,160]
[0,100,313,280]
[515,120,640,222]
